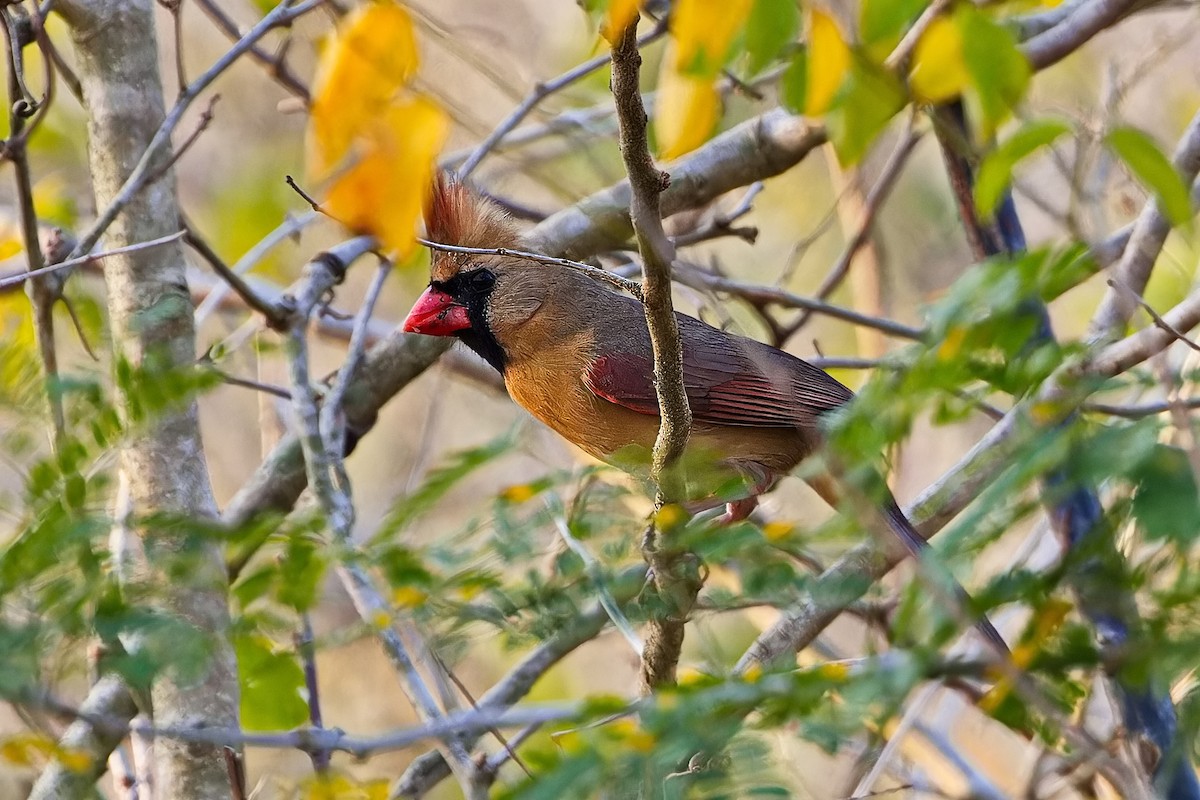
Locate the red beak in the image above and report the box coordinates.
[402,287,472,336]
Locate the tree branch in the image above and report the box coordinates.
[610,19,699,697]
[1088,106,1200,341]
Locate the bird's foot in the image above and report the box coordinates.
[717,496,759,525]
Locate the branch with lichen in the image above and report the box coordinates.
[609,19,701,697]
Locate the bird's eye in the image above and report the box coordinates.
[470,269,495,290]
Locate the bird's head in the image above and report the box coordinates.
[403,176,546,372]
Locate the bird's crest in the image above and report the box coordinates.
[426,174,519,281]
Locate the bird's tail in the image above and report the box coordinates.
[882,500,1009,655]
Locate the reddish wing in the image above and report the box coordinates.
[584,322,853,427]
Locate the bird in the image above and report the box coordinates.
[403,176,1007,653]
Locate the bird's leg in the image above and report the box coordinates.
[709,462,776,525]
[718,496,759,524]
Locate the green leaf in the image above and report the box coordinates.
[976,118,1072,218]
[1106,126,1193,226]
[825,54,906,165]
[780,47,807,113]
[744,0,799,76]
[373,432,515,542]
[860,0,929,58]
[275,535,327,612]
[1132,445,1200,544]
[959,6,1030,139]
[235,634,309,731]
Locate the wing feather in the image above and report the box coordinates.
[583,315,854,428]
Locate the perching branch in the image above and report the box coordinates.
[610,19,699,698]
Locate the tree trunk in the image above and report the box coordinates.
[57,2,240,797]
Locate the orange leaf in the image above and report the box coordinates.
[671,0,753,76]
[307,1,419,179]
[325,96,448,258]
[805,9,851,116]
[655,45,720,160]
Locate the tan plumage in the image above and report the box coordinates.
[405,177,1007,652]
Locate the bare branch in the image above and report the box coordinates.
[1088,107,1200,341]
[28,675,141,800]
[785,121,922,340]
[281,238,485,797]
[0,231,187,292]
[58,0,324,262]
[610,19,699,697]
[1021,0,1143,70]
[456,18,668,179]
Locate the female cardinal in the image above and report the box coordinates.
[403,177,1005,652]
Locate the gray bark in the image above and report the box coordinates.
[51,2,241,798]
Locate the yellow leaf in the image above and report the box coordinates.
[56,748,92,774]
[0,734,88,772]
[761,521,795,542]
[392,585,428,608]
[741,662,763,683]
[671,0,753,76]
[818,661,850,681]
[325,96,449,257]
[370,609,392,629]
[909,16,969,104]
[677,666,709,686]
[307,0,419,179]
[607,718,656,752]
[551,728,587,755]
[33,175,76,227]
[601,0,640,43]
[0,734,42,766]
[936,325,967,361]
[805,9,851,116]
[655,51,720,160]
[0,236,21,261]
[500,483,538,503]
[653,501,691,532]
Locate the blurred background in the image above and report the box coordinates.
[0,0,1197,796]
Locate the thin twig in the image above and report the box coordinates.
[3,5,62,449]
[193,0,310,101]
[282,239,484,797]
[456,18,668,179]
[417,237,644,300]
[145,94,220,187]
[22,688,581,760]
[295,616,329,773]
[192,210,317,324]
[65,0,325,263]
[547,500,643,657]
[182,218,288,328]
[677,264,925,341]
[785,121,922,339]
[0,231,188,291]
[1108,278,1200,352]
